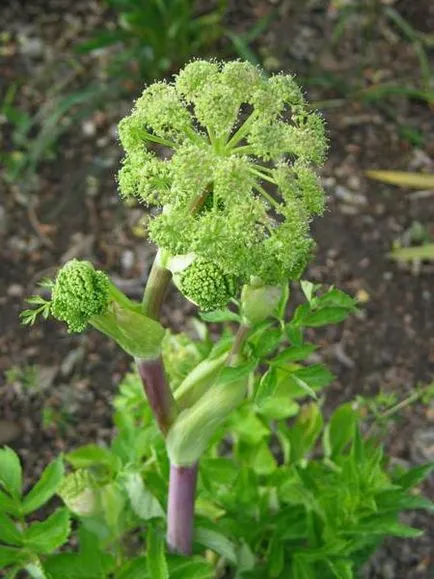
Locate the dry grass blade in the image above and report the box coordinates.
[366,170,434,190]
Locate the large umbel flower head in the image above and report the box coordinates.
[118,60,328,291]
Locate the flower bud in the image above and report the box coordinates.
[241,281,283,326]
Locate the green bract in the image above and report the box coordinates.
[118,59,328,285]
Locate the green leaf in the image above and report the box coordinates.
[0,489,20,515]
[327,560,354,579]
[117,556,149,579]
[257,397,300,420]
[199,309,240,323]
[292,556,315,579]
[24,508,70,554]
[255,368,277,405]
[300,281,318,304]
[0,447,22,498]
[272,344,317,365]
[66,444,117,471]
[230,406,269,445]
[168,557,214,579]
[353,515,423,538]
[254,327,282,358]
[289,404,324,463]
[323,403,358,458]
[267,533,284,577]
[0,545,23,568]
[395,463,434,489]
[317,288,356,310]
[195,527,237,564]
[123,471,165,520]
[146,526,168,579]
[0,513,23,546]
[217,360,256,385]
[286,324,304,347]
[293,365,334,391]
[22,456,64,514]
[200,458,238,486]
[303,307,352,327]
[25,557,49,579]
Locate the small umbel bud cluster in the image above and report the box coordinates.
[51,259,109,333]
[118,59,328,296]
[176,258,237,311]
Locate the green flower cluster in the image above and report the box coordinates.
[118,59,328,285]
[51,259,109,333]
[176,258,238,311]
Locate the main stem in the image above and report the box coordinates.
[167,462,198,555]
[140,249,198,555]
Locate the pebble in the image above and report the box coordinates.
[7,284,24,297]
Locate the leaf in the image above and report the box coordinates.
[24,508,70,554]
[0,489,20,515]
[292,556,316,579]
[0,513,23,546]
[267,533,284,577]
[0,447,22,498]
[300,281,318,303]
[117,556,149,579]
[25,557,50,579]
[199,310,240,323]
[293,365,334,391]
[146,526,168,579]
[253,327,282,358]
[22,456,64,514]
[271,344,317,365]
[353,515,423,538]
[323,403,358,458]
[327,559,354,579]
[168,557,214,579]
[366,170,434,189]
[123,471,165,520]
[286,324,304,347]
[255,368,278,405]
[303,307,352,327]
[195,527,237,564]
[389,244,434,261]
[289,404,324,463]
[258,397,300,420]
[217,360,256,385]
[66,444,117,471]
[395,463,434,489]
[0,545,24,568]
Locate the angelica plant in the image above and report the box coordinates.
[16,59,432,577]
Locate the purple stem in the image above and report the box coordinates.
[136,356,177,437]
[167,462,198,555]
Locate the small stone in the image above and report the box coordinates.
[121,249,135,273]
[7,284,24,297]
[356,288,370,303]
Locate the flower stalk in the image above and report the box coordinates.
[167,462,198,555]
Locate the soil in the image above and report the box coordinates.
[1,0,434,577]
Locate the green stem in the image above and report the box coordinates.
[227,324,250,367]
[225,111,257,150]
[253,183,280,209]
[249,167,277,185]
[142,249,172,320]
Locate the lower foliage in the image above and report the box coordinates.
[2,286,433,578]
